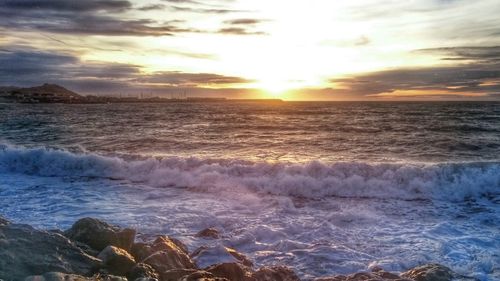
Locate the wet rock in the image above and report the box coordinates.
[142,250,196,276]
[0,223,101,281]
[401,264,454,281]
[205,262,254,281]
[97,246,136,276]
[252,266,300,281]
[314,270,411,281]
[25,272,90,281]
[191,245,253,268]
[0,216,10,226]
[160,269,211,281]
[131,236,195,275]
[224,247,253,267]
[131,236,190,262]
[195,228,220,239]
[24,272,127,281]
[65,218,136,252]
[131,242,150,261]
[127,263,159,280]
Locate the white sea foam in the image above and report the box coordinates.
[1,144,498,201]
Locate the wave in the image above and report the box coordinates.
[0,144,498,201]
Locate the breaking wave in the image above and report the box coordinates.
[0,144,498,202]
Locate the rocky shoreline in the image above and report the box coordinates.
[0,216,470,281]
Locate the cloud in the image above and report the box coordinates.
[169,5,239,14]
[1,0,132,12]
[0,47,253,94]
[224,18,263,25]
[354,36,371,46]
[322,45,500,99]
[0,0,193,36]
[217,17,267,35]
[329,64,500,99]
[416,46,500,62]
[137,72,253,86]
[217,27,266,35]
[137,4,167,11]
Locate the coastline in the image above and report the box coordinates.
[0,215,469,281]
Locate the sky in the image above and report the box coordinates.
[1,0,500,100]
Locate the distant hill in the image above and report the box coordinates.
[5,84,83,103]
[0,86,20,96]
[14,83,82,98]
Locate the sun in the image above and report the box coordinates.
[256,77,300,99]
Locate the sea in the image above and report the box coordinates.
[0,101,499,280]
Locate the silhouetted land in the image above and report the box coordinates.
[0,84,283,104]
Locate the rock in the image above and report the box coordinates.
[314,270,411,281]
[0,223,101,281]
[25,272,91,281]
[191,245,253,268]
[131,242,150,261]
[131,236,195,275]
[24,272,127,281]
[65,218,136,252]
[131,236,190,262]
[0,216,10,226]
[252,266,300,281]
[160,269,211,281]
[195,228,220,239]
[127,263,159,281]
[401,264,454,281]
[224,247,253,267]
[97,245,136,276]
[142,250,196,276]
[205,263,254,281]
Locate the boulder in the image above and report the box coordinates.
[205,262,254,281]
[24,272,127,281]
[97,246,136,276]
[142,250,196,276]
[131,236,195,275]
[127,263,159,281]
[252,266,300,281]
[0,223,101,281]
[25,272,91,281]
[65,218,136,252]
[191,245,253,268]
[160,269,211,281]
[195,228,220,239]
[131,236,190,262]
[314,269,411,281]
[401,264,454,281]
[0,216,10,226]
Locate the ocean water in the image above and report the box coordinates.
[0,101,499,280]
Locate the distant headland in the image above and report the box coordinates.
[0,84,283,104]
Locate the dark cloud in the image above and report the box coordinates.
[416,46,500,62]
[329,64,500,98]
[169,5,238,14]
[0,0,192,36]
[218,17,267,36]
[0,47,252,94]
[324,45,500,99]
[224,18,263,25]
[217,27,266,35]
[137,4,167,11]
[1,0,132,12]
[137,72,253,86]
